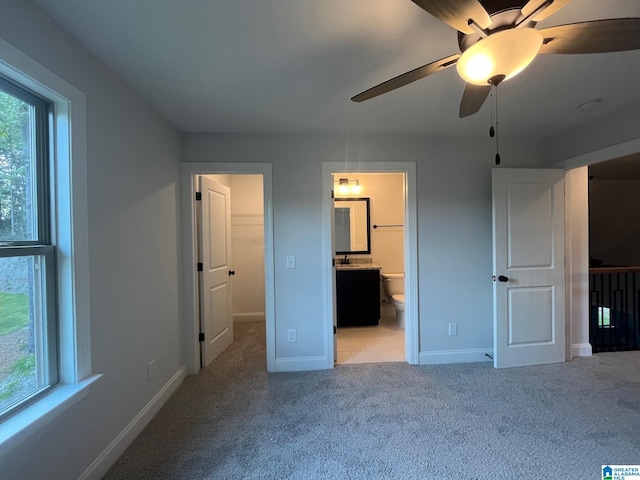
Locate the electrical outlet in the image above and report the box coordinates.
[147,359,156,381]
[448,323,458,336]
[287,329,297,342]
[286,256,296,269]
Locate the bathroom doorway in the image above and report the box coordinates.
[333,172,406,365]
[322,162,419,368]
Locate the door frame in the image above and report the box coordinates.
[556,138,640,360]
[322,162,419,367]
[181,162,276,374]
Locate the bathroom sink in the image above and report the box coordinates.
[336,263,381,270]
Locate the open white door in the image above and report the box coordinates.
[199,176,234,367]
[492,168,565,368]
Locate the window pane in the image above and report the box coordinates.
[0,255,48,413]
[0,90,37,242]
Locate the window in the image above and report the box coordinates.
[0,39,94,453]
[597,306,612,328]
[0,75,56,419]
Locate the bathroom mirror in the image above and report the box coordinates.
[335,197,370,254]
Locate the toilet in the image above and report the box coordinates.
[381,273,405,328]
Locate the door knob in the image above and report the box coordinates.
[498,275,509,282]
[229,270,236,276]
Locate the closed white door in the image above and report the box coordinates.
[199,176,234,367]
[492,168,565,368]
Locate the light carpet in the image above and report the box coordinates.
[104,322,640,479]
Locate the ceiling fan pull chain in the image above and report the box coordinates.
[495,85,501,165]
[489,89,495,138]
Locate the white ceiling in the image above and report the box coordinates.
[32,0,640,137]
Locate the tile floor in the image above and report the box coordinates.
[336,305,405,365]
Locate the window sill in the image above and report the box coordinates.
[0,374,102,457]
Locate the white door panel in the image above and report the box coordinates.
[506,182,554,268]
[493,169,565,368]
[199,176,233,367]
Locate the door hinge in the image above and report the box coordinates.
[331,190,334,199]
[333,326,337,334]
[195,192,202,201]
[199,332,205,342]
[332,258,335,267]
[197,262,203,272]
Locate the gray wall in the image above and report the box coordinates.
[182,134,549,362]
[0,1,182,478]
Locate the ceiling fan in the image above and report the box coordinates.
[351,0,640,118]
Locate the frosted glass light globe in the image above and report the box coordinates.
[457,28,543,85]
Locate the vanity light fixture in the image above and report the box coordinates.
[335,178,362,195]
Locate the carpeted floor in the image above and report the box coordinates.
[104,321,640,479]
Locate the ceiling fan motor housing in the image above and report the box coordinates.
[458,0,537,53]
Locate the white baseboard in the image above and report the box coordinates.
[233,312,266,323]
[420,348,493,365]
[571,343,592,358]
[274,356,327,372]
[78,366,188,480]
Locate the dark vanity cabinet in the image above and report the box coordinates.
[336,268,381,327]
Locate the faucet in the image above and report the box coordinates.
[342,254,349,265]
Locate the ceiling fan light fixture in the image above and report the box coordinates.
[456,28,543,86]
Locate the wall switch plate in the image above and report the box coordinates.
[286,256,296,269]
[448,323,458,336]
[287,329,297,342]
[147,359,156,381]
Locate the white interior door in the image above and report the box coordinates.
[492,168,565,368]
[199,176,233,367]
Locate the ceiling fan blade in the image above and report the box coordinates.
[351,54,460,103]
[521,0,571,23]
[411,0,491,34]
[539,18,640,54]
[459,84,491,118]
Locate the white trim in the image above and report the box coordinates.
[571,343,593,358]
[77,367,187,480]
[420,349,492,365]
[564,167,591,362]
[552,137,640,170]
[274,356,327,372]
[181,162,276,374]
[233,313,266,323]
[0,36,90,383]
[564,169,574,362]
[322,162,419,367]
[0,37,92,449]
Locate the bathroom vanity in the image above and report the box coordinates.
[336,264,381,327]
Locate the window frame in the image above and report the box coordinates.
[0,75,59,419]
[0,36,99,455]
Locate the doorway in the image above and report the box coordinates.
[588,156,640,352]
[322,162,419,367]
[197,174,267,368]
[181,163,276,374]
[333,172,406,365]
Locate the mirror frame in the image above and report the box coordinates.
[335,197,371,255]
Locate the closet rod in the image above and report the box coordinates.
[372,224,403,229]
